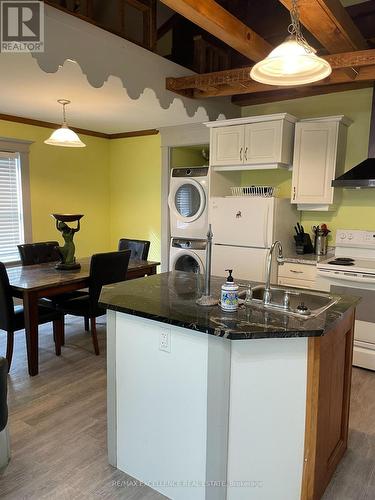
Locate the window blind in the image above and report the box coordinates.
[0,151,24,262]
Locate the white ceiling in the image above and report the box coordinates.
[0,5,237,134]
[0,53,214,134]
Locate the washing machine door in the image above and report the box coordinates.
[171,250,204,274]
[168,179,206,223]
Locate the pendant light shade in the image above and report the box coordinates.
[250,37,332,86]
[250,0,332,86]
[44,100,86,148]
[44,125,86,147]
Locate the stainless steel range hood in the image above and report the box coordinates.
[332,84,375,188]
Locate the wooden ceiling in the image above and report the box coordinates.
[161,0,375,105]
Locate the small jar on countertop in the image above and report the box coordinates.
[221,269,239,312]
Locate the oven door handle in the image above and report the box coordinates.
[317,270,375,284]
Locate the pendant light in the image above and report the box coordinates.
[44,99,86,147]
[250,0,332,86]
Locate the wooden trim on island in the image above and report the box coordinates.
[302,308,355,500]
[0,113,159,140]
[302,333,320,500]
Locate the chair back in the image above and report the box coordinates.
[0,263,15,332]
[118,238,150,261]
[89,250,131,306]
[17,242,60,266]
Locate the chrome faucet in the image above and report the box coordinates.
[263,241,284,305]
[196,224,218,306]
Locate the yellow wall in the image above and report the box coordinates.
[0,119,162,262]
[109,134,162,261]
[241,169,292,198]
[0,119,111,257]
[171,145,208,168]
[241,88,374,243]
[5,87,372,265]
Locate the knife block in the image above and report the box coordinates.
[294,234,314,255]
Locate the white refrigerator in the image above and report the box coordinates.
[210,197,297,282]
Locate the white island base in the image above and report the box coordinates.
[107,310,308,500]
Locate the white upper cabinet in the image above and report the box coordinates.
[206,114,297,170]
[244,121,281,164]
[210,125,244,166]
[291,116,351,211]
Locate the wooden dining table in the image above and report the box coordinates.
[7,257,160,376]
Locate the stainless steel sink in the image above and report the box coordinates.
[239,285,339,318]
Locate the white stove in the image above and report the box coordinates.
[317,230,375,370]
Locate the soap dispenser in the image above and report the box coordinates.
[221,269,239,312]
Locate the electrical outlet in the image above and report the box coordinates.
[159,330,171,353]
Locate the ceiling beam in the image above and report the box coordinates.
[193,66,375,98]
[166,48,375,98]
[232,82,371,106]
[278,0,367,53]
[159,0,272,61]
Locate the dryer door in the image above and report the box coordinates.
[168,179,206,223]
[171,250,204,274]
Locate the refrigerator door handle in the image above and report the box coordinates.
[264,205,270,247]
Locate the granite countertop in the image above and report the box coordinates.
[99,271,359,340]
[283,249,335,265]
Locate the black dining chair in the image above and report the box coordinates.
[0,262,64,372]
[17,242,61,266]
[56,250,131,355]
[17,241,86,333]
[118,238,150,261]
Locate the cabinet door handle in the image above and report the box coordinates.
[293,186,296,201]
[244,147,248,162]
[240,147,243,162]
[290,269,303,274]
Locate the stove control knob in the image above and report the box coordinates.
[347,233,353,240]
[339,233,346,240]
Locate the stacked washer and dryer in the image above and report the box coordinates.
[168,167,209,274]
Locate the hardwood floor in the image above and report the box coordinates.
[0,316,166,499]
[322,366,375,500]
[0,317,374,500]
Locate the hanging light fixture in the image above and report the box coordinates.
[250,0,332,86]
[44,99,86,148]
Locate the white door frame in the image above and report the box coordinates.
[159,123,210,272]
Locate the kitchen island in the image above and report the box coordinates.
[99,272,359,500]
